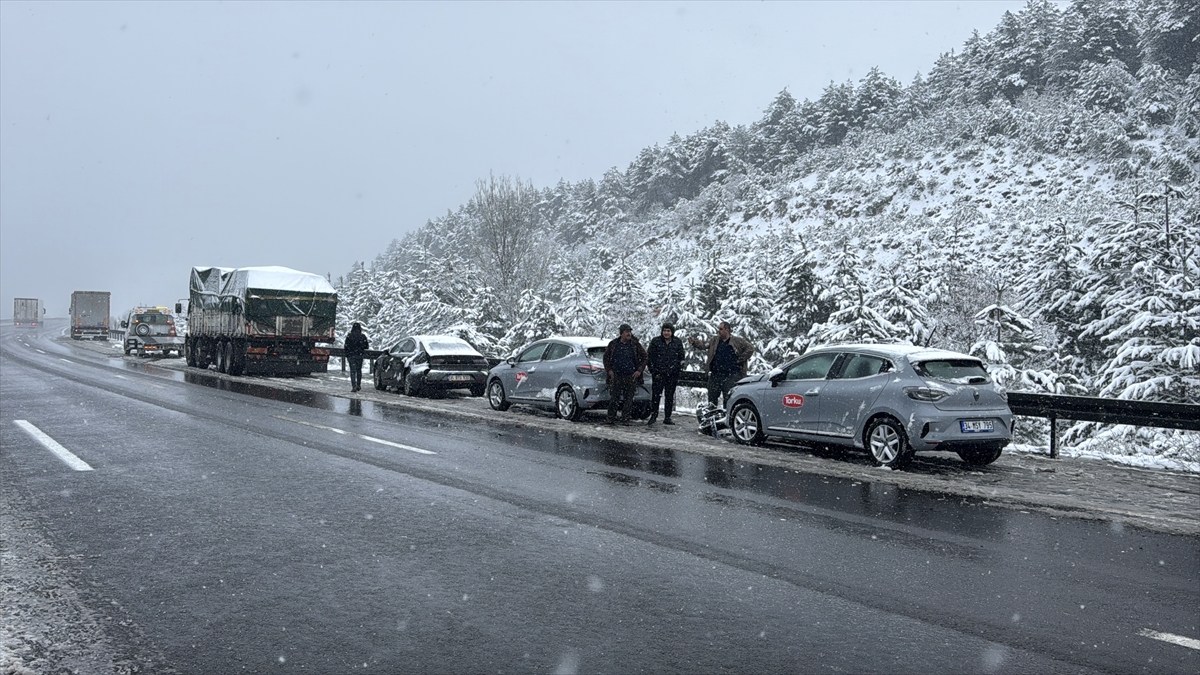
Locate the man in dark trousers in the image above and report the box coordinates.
[688,321,754,408]
[603,323,648,424]
[344,322,370,392]
[646,322,685,426]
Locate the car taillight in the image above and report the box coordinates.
[577,365,604,375]
[430,357,445,365]
[904,386,948,402]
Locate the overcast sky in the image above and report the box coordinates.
[1,1,1034,317]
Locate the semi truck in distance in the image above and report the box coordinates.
[13,298,43,327]
[183,266,337,375]
[69,291,111,340]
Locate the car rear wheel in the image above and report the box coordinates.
[730,402,765,445]
[556,386,583,421]
[488,379,511,411]
[403,372,423,397]
[865,417,914,469]
[957,445,1004,466]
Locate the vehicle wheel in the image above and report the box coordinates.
[124,347,132,356]
[134,323,151,337]
[958,445,1004,466]
[228,341,245,376]
[730,402,766,445]
[403,372,423,397]
[469,384,485,397]
[865,417,914,469]
[216,341,229,374]
[488,379,511,411]
[556,386,584,421]
[373,368,384,391]
[185,340,196,367]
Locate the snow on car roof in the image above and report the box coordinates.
[809,343,980,362]
[549,336,607,348]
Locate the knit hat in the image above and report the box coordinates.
[619,323,633,333]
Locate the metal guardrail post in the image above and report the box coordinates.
[1049,412,1058,459]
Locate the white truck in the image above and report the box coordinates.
[69,291,111,340]
[13,298,43,327]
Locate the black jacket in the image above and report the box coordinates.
[647,335,685,376]
[603,336,648,377]
[344,331,369,357]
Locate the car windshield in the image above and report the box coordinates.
[135,314,171,324]
[914,359,992,384]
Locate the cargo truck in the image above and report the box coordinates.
[13,298,43,327]
[183,266,336,375]
[69,291,111,340]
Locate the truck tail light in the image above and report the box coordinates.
[247,347,269,355]
[310,348,330,356]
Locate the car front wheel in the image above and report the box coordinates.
[488,379,511,411]
[865,417,914,469]
[730,402,765,445]
[373,368,384,391]
[556,386,583,421]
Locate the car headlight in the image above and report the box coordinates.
[904,386,949,402]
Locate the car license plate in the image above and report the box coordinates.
[448,374,471,381]
[960,420,994,433]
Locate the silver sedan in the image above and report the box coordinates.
[724,344,1013,468]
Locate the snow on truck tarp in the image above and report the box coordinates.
[223,266,336,296]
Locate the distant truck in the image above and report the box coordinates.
[121,306,184,357]
[183,266,337,375]
[69,291,111,340]
[13,298,43,327]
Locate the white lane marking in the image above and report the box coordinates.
[115,375,127,379]
[60,358,72,363]
[36,349,46,354]
[273,416,436,455]
[1139,629,1200,651]
[13,421,94,471]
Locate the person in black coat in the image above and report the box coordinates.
[602,323,648,424]
[646,322,685,425]
[344,322,370,392]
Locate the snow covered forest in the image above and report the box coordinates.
[336,0,1199,462]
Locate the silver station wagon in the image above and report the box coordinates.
[724,344,1013,468]
[487,337,652,421]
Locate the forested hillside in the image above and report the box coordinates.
[337,0,1199,461]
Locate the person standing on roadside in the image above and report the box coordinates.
[603,323,648,424]
[646,322,685,426]
[688,321,754,408]
[344,322,370,392]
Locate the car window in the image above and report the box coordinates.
[786,352,839,381]
[426,340,473,353]
[390,341,405,355]
[517,343,548,363]
[542,343,572,361]
[135,313,171,324]
[585,346,606,362]
[914,359,991,384]
[833,354,891,379]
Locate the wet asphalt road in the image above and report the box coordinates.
[2,322,1198,674]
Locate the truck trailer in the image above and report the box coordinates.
[13,298,43,327]
[183,266,336,375]
[69,291,111,340]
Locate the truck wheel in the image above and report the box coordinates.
[185,340,196,367]
[216,341,228,374]
[228,341,245,376]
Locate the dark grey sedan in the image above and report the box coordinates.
[486,337,652,421]
[724,344,1013,468]
[373,335,490,397]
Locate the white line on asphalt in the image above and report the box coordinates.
[273,416,436,455]
[60,358,72,363]
[36,349,46,354]
[1138,629,1200,650]
[115,375,127,379]
[13,421,94,471]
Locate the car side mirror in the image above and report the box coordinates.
[175,303,183,314]
[120,320,128,328]
[506,357,516,366]
[768,368,786,386]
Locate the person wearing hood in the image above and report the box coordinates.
[603,323,648,424]
[646,322,685,425]
[344,322,370,392]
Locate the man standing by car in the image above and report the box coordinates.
[344,322,370,392]
[646,322,685,426]
[689,321,754,408]
[603,323,647,424]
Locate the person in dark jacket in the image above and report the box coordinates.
[688,321,754,408]
[344,322,370,392]
[646,322,685,426]
[602,323,648,424]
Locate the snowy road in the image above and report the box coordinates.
[2,322,1198,674]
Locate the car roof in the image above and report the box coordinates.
[542,336,607,349]
[806,343,979,362]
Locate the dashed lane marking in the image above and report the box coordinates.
[59,358,72,363]
[273,416,436,455]
[1138,629,1200,651]
[36,349,46,354]
[13,420,94,471]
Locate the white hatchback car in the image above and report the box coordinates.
[724,344,1013,468]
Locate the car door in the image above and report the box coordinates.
[817,352,893,439]
[507,341,549,400]
[528,341,573,400]
[761,352,840,438]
